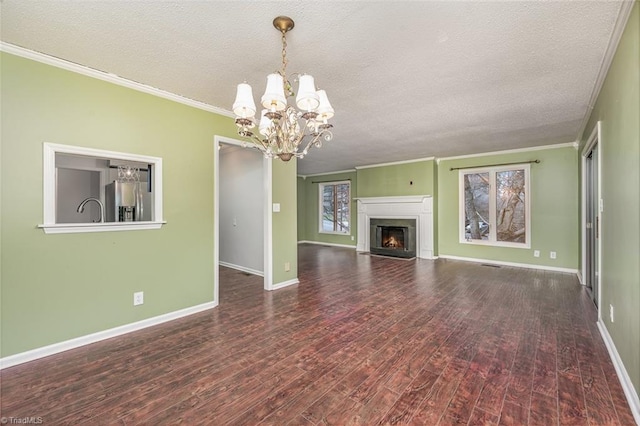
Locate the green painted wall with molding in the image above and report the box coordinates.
[297,171,357,246]
[438,146,579,269]
[0,52,298,358]
[356,160,435,198]
[581,2,640,396]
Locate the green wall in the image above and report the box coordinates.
[272,160,298,284]
[438,146,579,269]
[581,2,640,395]
[297,171,357,246]
[356,160,435,197]
[0,52,285,358]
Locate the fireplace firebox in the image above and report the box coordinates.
[369,218,416,258]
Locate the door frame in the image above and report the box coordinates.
[213,135,274,306]
[580,121,602,316]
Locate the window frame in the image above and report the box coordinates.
[318,180,351,235]
[39,142,166,234]
[458,164,531,248]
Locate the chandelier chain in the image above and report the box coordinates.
[281,30,288,79]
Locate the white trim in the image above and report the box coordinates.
[354,195,431,204]
[39,221,165,234]
[298,169,356,178]
[41,143,165,232]
[581,122,603,316]
[355,157,435,170]
[576,1,636,143]
[438,254,579,274]
[298,240,356,249]
[0,301,217,370]
[438,142,577,163]
[576,270,584,285]
[214,136,273,293]
[271,278,300,290]
[597,320,640,425]
[1,43,233,118]
[219,261,264,277]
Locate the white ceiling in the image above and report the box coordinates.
[0,1,626,175]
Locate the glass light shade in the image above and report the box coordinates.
[258,109,272,136]
[261,74,287,111]
[232,83,257,118]
[296,74,320,111]
[316,89,334,120]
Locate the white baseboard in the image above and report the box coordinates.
[597,320,640,424]
[438,254,579,274]
[577,270,584,285]
[298,240,356,249]
[0,301,218,370]
[271,278,300,290]
[219,261,264,277]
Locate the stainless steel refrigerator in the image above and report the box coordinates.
[105,181,152,222]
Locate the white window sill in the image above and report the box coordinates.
[38,221,167,234]
[460,239,530,249]
[319,231,350,236]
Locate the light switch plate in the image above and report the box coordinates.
[272,203,281,212]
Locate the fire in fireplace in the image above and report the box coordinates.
[369,218,416,258]
[381,227,406,249]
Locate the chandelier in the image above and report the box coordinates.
[232,16,335,161]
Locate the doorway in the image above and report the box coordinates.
[582,122,601,310]
[213,135,273,305]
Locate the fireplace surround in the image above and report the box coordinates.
[355,195,434,259]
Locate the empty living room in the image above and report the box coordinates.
[1,1,639,424]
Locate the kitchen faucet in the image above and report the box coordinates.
[77,197,105,223]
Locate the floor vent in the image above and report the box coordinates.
[481,263,501,268]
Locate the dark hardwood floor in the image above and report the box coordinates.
[1,244,635,425]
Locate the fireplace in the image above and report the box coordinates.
[370,218,416,258]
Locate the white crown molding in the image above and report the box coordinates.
[437,142,578,163]
[438,254,579,274]
[298,169,357,179]
[597,321,640,424]
[575,0,636,143]
[0,301,217,369]
[0,42,234,118]
[355,157,435,170]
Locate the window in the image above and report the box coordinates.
[319,181,350,234]
[459,164,530,248]
[40,143,165,234]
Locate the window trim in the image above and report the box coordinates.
[39,142,166,234]
[458,164,531,249]
[318,180,351,235]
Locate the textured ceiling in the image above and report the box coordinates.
[0,1,625,175]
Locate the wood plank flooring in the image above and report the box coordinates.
[1,244,635,425]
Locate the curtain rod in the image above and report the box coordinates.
[449,159,540,171]
[311,178,352,184]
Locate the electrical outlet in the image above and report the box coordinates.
[550,251,557,259]
[284,262,290,272]
[351,235,355,241]
[610,304,614,323]
[133,291,144,306]
[533,250,540,258]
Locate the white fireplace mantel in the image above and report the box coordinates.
[355,195,434,259]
